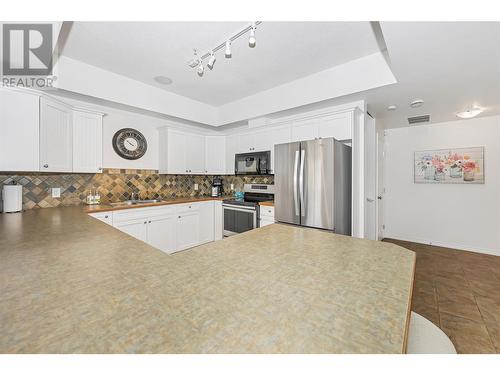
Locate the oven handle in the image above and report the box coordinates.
[223,204,257,213]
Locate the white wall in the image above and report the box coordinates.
[383,115,500,256]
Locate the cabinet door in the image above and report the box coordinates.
[0,89,39,171]
[185,133,205,174]
[114,218,148,242]
[237,133,256,153]
[40,97,73,172]
[318,113,353,140]
[167,130,187,174]
[176,211,200,251]
[254,126,291,173]
[290,119,318,142]
[205,136,226,174]
[88,211,113,226]
[147,214,177,254]
[198,201,215,244]
[225,134,238,174]
[73,111,103,173]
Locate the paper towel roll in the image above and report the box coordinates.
[2,184,23,213]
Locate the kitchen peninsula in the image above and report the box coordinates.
[0,206,415,353]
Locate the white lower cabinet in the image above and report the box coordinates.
[176,211,200,251]
[259,205,275,227]
[114,218,148,242]
[147,214,177,254]
[100,201,219,254]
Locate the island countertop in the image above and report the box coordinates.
[0,206,415,353]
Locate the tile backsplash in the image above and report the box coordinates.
[0,169,274,210]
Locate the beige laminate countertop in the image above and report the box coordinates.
[0,206,415,353]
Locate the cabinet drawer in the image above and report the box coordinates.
[113,205,173,223]
[89,211,113,225]
[259,206,275,218]
[259,219,274,227]
[176,201,202,213]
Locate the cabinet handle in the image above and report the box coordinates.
[104,215,108,218]
[43,164,48,168]
[148,220,151,223]
[189,206,191,209]
[144,221,147,224]
[178,216,181,219]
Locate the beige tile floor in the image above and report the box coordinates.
[384,239,500,354]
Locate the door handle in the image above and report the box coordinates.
[293,150,299,216]
[377,196,382,200]
[299,149,305,216]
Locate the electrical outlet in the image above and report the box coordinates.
[52,187,61,198]
[230,183,234,190]
[194,183,199,191]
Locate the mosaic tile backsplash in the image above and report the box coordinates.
[0,169,274,210]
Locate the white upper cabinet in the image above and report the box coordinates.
[205,136,226,175]
[291,112,353,142]
[72,110,103,173]
[185,133,205,174]
[225,134,238,175]
[166,130,187,174]
[0,89,40,172]
[39,97,73,172]
[165,129,206,174]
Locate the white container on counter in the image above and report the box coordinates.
[2,184,23,213]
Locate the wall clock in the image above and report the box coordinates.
[112,128,148,160]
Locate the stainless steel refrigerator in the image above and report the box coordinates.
[274,137,352,235]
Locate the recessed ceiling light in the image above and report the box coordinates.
[154,76,173,85]
[387,105,397,111]
[410,99,424,108]
[456,107,484,119]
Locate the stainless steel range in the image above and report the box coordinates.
[222,184,275,237]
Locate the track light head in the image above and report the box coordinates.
[225,40,232,58]
[197,61,204,76]
[248,25,256,48]
[207,52,216,70]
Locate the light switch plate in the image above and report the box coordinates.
[52,187,61,198]
[194,183,199,191]
[230,184,234,190]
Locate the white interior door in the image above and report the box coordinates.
[364,115,377,240]
[377,131,385,240]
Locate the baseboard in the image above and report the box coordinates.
[383,233,500,257]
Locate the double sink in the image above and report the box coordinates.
[110,199,161,207]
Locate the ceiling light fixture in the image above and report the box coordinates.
[456,107,484,119]
[197,61,204,76]
[410,99,424,108]
[387,105,397,111]
[187,21,261,77]
[248,24,256,47]
[224,41,232,58]
[207,51,216,70]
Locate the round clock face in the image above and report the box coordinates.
[112,128,148,160]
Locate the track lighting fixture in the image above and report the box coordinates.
[224,41,232,58]
[248,24,256,47]
[187,22,261,77]
[207,52,216,70]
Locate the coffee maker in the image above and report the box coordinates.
[211,177,223,197]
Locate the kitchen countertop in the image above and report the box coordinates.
[84,196,231,213]
[258,201,274,207]
[0,206,415,353]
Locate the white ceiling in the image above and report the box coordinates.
[61,22,381,106]
[365,22,500,128]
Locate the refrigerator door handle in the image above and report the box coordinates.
[293,150,300,216]
[299,149,305,216]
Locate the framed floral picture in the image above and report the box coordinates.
[414,147,484,184]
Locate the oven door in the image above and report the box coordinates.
[223,204,257,236]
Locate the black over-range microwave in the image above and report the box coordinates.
[234,151,271,175]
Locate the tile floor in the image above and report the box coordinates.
[384,239,500,354]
